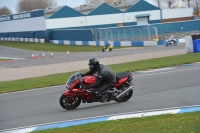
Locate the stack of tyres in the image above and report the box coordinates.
[193,39,200,53]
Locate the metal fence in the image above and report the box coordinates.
[91,19,200,41]
[92,27,158,41]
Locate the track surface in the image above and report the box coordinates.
[0,63,200,130]
[0,45,185,67]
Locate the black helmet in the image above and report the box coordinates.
[88,58,99,71]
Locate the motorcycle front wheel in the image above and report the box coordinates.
[60,94,81,110]
[173,41,177,46]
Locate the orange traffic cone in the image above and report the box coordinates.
[51,53,54,58]
[42,53,45,59]
[35,53,38,59]
[67,51,70,57]
[31,54,35,59]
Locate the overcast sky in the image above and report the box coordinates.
[0,0,161,14]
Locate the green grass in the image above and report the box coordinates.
[0,41,127,52]
[0,53,200,94]
[32,111,200,133]
[0,59,12,61]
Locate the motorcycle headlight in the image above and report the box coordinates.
[66,84,70,89]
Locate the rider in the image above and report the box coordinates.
[105,43,110,49]
[169,36,174,40]
[81,58,116,97]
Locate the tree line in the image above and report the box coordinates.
[0,0,199,16]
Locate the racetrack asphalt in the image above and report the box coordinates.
[0,45,186,82]
[0,62,200,131]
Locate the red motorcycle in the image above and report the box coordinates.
[60,71,134,110]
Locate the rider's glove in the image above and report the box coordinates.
[80,73,85,77]
[81,84,88,90]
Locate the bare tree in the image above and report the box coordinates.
[89,0,103,5]
[0,6,12,15]
[191,0,200,9]
[186,0,192,7]
[162,0,176,9]
[153,0,165,8]
[105,0,116,4]
[191,0,200,15]
[16,0,57,13]
[88,0,125,5]
[105,0,125,4]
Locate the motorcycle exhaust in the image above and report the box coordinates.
[116,86,133,99]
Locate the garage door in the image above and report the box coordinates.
[137,17,149,25]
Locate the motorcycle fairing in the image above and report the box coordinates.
[64,88,92,101]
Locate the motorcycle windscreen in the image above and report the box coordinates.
[83,75,96,84]
[66,72,81,85]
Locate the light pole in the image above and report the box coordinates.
[123,28,126,41]
[99,29,102,41]
[117,29,120,41]
[138,28,142,40]
[130,28,134,41]
[105,30,108,41]
[154,27,158,41]
[109,29,113,41]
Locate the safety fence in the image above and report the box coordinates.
[91,19,200,41]
[49,38,185,47]
[0,37,45,43]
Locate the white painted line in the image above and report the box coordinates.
[2,127,37,133]
[135,67,200,78]
[108,109,181,120]
[1,105,199,133]
[138,67,174,73]
[0,57,25,60]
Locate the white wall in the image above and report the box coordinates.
[46,16,86,29]
[86,13,124,26]
[0,17,46,33]
[124,10,161,23]
[162,8,193,19]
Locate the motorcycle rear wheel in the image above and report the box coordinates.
[114,89,133,103]
[60,94,81,110]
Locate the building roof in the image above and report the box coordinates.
[48,6,84,19]
[87,3,122,16]
[74,4,101,15]
[125,0,160,12]
[112,0,140,12]
[45,6,64,18]
[45,0,160,18]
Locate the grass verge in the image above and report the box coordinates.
[0,59,12,62]
[32,111,200,133]
[0,53,200,94]
[0,59,10,61]
[0,41,127,52]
